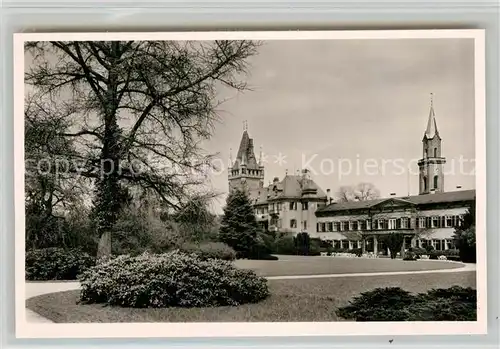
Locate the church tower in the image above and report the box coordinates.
[418,93,446,195]
[228,122,265,192]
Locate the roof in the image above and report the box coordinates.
[317,189,475,213]
[249,174,327,205]
[232,130,259,170]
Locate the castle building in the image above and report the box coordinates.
[227,96,475,255]
[314,95,475,255]
[228,124,327,233]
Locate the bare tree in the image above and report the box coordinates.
[334,182,380,202]
[353,182,380,201]
[25,40,260,257]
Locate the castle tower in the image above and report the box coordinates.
[228,122,265,192]
[418,94,446,194]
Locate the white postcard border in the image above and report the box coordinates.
[14,29,487,339]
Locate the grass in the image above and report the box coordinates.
[26,271,476,322]
[233,255,463,277]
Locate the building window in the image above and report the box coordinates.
[342,240,350,249]
[352,221,358,230]
[388,218,396,230]
[377,219,384,230]
[289,202,297,210]
[327,222,333,232]
[334,240,341,249]
[303,220,307,230]
[431,216,439,228]
[418,217,426,229]
[434,148,437,157]
[321,222,326,232]
[423,176,428,191]
[290,219,297,228]
[445,216,453,227]
[359,220,366,230]
[349,221,354,231]
[366,220,372,230]
[341,221,349,231]
[433,175,438,189]
[302,202,309,210]
[433,239,443,251]
[401,217,409,229]
[332,222,338,231]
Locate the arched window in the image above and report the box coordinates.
[423,176,427,191]
[434,148,437,157]
[434,175,439,189]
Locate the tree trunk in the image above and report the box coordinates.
[94,46,121,259]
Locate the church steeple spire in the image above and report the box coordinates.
[418,93,446,195]
[424,93,439,139]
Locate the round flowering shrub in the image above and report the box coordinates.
[79,251,269,308]
[26,247,95,280]
[178,242,237,261]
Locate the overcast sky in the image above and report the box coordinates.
[203,38,476,212]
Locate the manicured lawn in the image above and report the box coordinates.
[26,271,476,322]
[234,255,464,277]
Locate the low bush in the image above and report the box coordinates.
[336,286,476,321]
[425,250,460,260]
[411,247,427,256]
[275,235,297,255]
[403,252,417,261]
[79,251,270,308]
[308,240,321,256]
[178,242,236,261]
[26,247,95,281]
[349,248,363,257]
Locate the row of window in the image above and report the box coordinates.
[423,175,439,191]
[317,215,464,232]
[331,238,455,251]
[272,218,307,230]
[230,169,263,176]
[255,201,310,215]
[424,147,439,158]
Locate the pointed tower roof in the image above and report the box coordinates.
[424,93,440,139]
[233,129,259,170]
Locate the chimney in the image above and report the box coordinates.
[326,189,332,204]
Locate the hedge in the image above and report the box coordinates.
[178,241,236,261]
[26,247,95,280]
[79,251,270,308]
